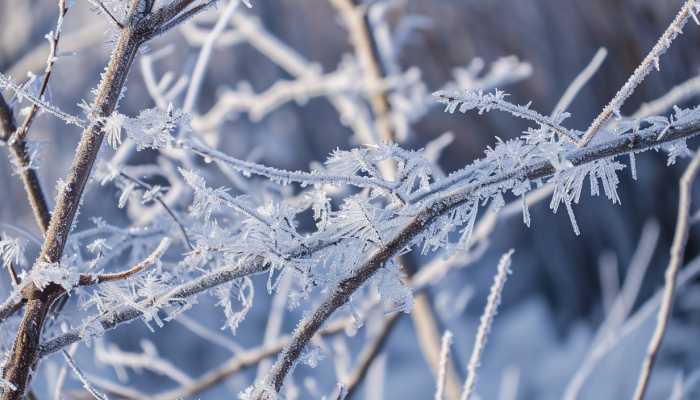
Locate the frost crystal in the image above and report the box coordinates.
[0,235,27,270]
[30,262,80,291]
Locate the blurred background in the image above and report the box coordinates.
[2,0,700,399]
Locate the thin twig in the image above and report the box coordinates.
[631,150,700,400]
[12,0,70,144]
[78,237,171,286]
[552,48,608,118]
[87,0,124,29]
[435,331,454,400]
[563,220,660,400]
[460,250,514,400]
[62,350,109,400]
[341,314,401,399]
[578,0,699,146]
[117,172,194,250]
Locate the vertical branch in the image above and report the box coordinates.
[1,1,153,397]
[330,0,394,143]
[631,151,700,400]
[0,0,68,234]
[0,93,51,233]
[328,2,463,398]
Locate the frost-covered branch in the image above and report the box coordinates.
[260,114,700,395]
[0,1,225,397]
[39,257,269,357]
[435,89,581,143]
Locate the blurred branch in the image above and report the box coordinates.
[564,220,660,400]
[632,150,700,400]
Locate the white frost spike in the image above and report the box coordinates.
[0,235,27,270]
[103,112,125,149]
[565,200,580,236]
[521,195,531,228]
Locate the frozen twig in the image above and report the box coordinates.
[62,350,109,400]
[460,250,514,400]
[435,331,454,400]
[578,0,700,146]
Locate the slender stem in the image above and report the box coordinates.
[631,150,700,400]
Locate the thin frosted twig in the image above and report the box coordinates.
[176,314,243,354]
[13,0,70,143]
[185,139,398,191]
[95,340,193,386]
[62,350,109,400]
[262,119,700,394]
[435,331,454,400]
[0,73,86,128]
[87,0,124,28]
[435,89,580,143]
[340,314,401,400]
[579,0,700,146]
[78,237,171,286]
[53,343,78,400]
[632,150,700,400]
[116,172,194,250]
[39,258,270,357]
[460,250,514,400]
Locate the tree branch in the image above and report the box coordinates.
[261,118,700,394]
[0,0,203,397]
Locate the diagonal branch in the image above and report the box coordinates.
[261,117,700,393]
